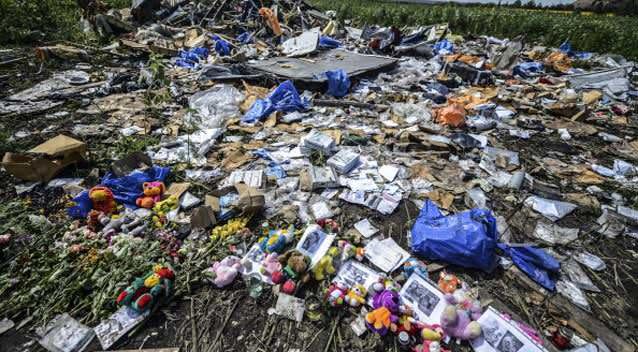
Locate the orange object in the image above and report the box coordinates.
[366,307,392,330]
[544,51,571,73]
[438,271,460,294]
[259,8,282,37]
[436,104,466,127]
[89,186,117,214]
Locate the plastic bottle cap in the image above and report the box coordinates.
[398,331,410,345]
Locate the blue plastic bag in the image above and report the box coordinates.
[175,47,209,69]
[325,69,351,98]
[498,243,560,291]
[513,62,544,78]
[433,39,453,54]
[319,36,341,49]
[410,200,498,272]
[242,80,310,123]
[237,31,254,44]
[211,35,231,56]
[68,166,170,219]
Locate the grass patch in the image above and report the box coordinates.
[309,0,638,60]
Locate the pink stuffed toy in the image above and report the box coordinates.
[207,256,242,288]
[440,293,482,342]
[261,253,282,276]
[413,341,450,352]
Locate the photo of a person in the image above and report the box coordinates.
[300,229,325,255]
[481,317,506,348]
[496,331,524,352]
[404,280,441,316]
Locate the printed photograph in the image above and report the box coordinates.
[299,228,326,255]
[496,331,524,352]
[481,316,507,348]
[403,280,441,316]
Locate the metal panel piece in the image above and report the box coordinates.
[247,49,398,83]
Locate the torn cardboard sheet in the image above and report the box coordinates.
[2,134,87,182]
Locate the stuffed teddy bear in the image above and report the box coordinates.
[440,293,482,342]
[117,264,175,313]
[89,186,117,214]
[438,271,460,294]
[312,247,339,281]
[206,256,243,288]
[136,181,165,209]
[261,253,282,276]
[278,250,310,281]
[345,284,367,307]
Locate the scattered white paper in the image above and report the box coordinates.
[273,293,305,322]
[365,238,410,272]
[379,165,399,182]
[354,218,379,238]
[296,225,336,268]
[399,274,446,325]
[471,307,548,352]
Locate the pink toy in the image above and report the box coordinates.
[207,256,242,288]
[440,293,482,341]
[261,253,282,276]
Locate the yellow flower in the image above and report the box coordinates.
[145,273,160,287]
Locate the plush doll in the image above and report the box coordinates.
[117,264,175,313]
[440,294,482,342]
[345,284,367,307]
[366,289,402,335]
[278,250,310,281]
[403,258,429,280]
[421,323,445,342]
[325,283,347,307]
[438,271,460,294]
[259,225,295,253]
[337,240,364,261]
[312,247,339,281]
[89,186,117,214]
[261,253,282,276]
[206,256,243,288]
[136,181,165,209]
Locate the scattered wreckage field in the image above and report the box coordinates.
[1,1,638,352]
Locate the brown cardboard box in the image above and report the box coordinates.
[205,182,265,216]
[2,135,87,182]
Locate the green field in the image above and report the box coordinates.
[309,0,638,60]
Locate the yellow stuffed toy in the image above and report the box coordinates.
[312,247,339,281]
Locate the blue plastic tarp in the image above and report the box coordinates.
[175,47,209,69]
[211,35,231,56]
[242,80,310,123]
[319,36,341,49]
[498,243,560,291]
[513,62,544,78]
[68,166,170,219]
[433,39,453,54]
[325,69,351,98]
[410,200,498,272]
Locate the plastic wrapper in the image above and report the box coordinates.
[532,220,579,245]
[319,35,341,49]
[410,199,498,272]
[524,196,577,221]
[36,314,94,352]
[562,259,600,292]
[556,279,590,312]
[574,251,606,271]
[513,62,544,78]
[187,85,244,129]
[175,47,209,69]
[391,102,432,124]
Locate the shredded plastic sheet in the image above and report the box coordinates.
[410,199,498,272]
[242,80,310,123]
[324,69,351,98]
[498,244,560,291]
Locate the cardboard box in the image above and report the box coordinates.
[205,182,265,217]
[2,135,86,182]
